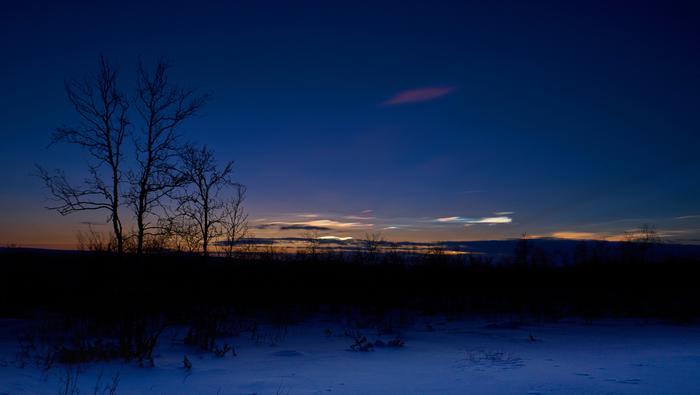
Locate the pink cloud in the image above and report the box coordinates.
[382,86,456,106]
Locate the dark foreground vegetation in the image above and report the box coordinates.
[1,242,699,367]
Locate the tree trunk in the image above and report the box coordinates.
[136,187,146,256]
[112,165,123,255]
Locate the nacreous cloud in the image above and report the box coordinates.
[382,86,456,106]
[436,216,512,224]
[305,219,371,228]
[343,215,376,220]
[494,211,514,216]
[317,236,353,241]
[469,216,512,224]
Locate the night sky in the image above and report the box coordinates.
[1,0,699,247]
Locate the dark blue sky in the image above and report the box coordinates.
[1,0,699,246]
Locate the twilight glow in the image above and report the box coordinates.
[1,1,699,248]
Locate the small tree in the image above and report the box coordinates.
[514,233,531,267]
[622,224,661,263]
[38,56,128,254]
[362,232,384,255]
[222,184,249,258]
[127,58,207,255]
[176,144,234,257]
[160,214,202,253]
[302,231,322,257]
[624,224,661,245]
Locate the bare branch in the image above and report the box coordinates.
[174,144,235,257]
[127,58,208,255]
[222,184,249,258]
[38,55,128,253]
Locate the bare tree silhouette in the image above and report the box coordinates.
[159,214,202,253]
[514,233,531,267]
[127,58,207,255]
[222,184,249,258]
[624,224,661,245]
[622,224,661,263]
[362,232,384,255]
[176,144,234,257]
[302,230,322,257]
[38,56,129,254]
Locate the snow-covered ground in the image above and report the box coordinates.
[1,317,700,394]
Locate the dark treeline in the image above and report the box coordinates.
[2,243,699,321]
[2,243,700,365]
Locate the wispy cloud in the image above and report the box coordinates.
[304,219,371,228]
[436,216,512,224]
[436,216,464,223]
[275,219,372,229]
[549,230,682,242]
[382,86,456,106]
[253,224,276,230]
[343,215,376,220]
[317,236,353,241]
[296,213,320,218]
[469,216,512,224]
[676,215,700,220]
[551,231,601,240]
[494,211,513,216]
[279,225,331,231]
[255,218,372,231]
